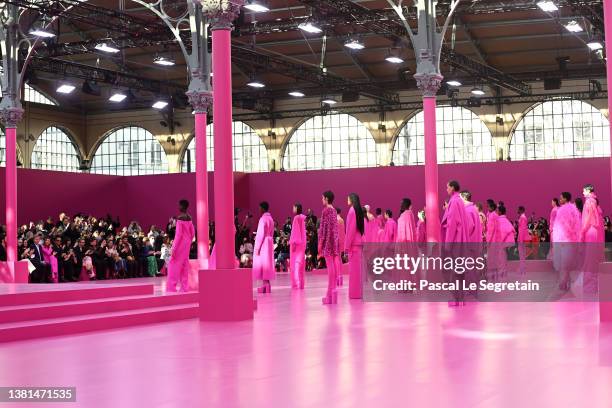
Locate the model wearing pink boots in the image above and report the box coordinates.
[319,191,340,305]
[289,203,307,289]
[167,199,195,293]
[253,201,275,294]
[345,193,365,299]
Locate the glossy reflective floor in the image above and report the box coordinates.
[1,274,612,408]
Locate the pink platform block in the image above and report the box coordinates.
[600,262,612,322]
[199,268,254,321]
[0,261,29,283]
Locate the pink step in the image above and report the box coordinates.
[0,284,154,307]
[0,292,198,324]
[0,303,198,343]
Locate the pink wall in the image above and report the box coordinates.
[1,158,610,229]
[245,158,611,223]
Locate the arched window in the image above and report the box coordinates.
[282,113,377,170]
[90,127,168,175]
[392,106,495,165]
[0,132,23,166]
[31,127,81,171]
[510,99,610,160]
[182,121,268,172]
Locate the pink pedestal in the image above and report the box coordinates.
[600,262,612,322]
[0,261,30,283]
[199,268,254,321]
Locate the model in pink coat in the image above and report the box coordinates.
[335,208,346,287]
[416,211,426,244]
[517,207,530,275]
[375,209,386,242]
[440,181,469,244]
[167,200,195,293]
[345,194,365,299]
[580,185,604,294]
[253,202,275,293]
[383,210,397,242]
[553,192,582,290]
[319,191,340,305]
[396,198,416,243]
[460,191,482,243]
[364,206,378,243]
[289,203,307,289]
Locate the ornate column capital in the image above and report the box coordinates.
[186,89,213,113]
[0,106,24,128]
[414,73,443,98]
[195,0,244,30]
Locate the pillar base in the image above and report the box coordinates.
[199,268,254,321]
[600,262,612,322]
[0,261,30,283]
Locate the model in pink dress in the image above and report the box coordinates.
[41,238,59,283]
[167,200,195,293]
[460,192,482,243]
[335,208,346,287]
[345,194,365,299]
[552,192,582,291]
[253,202,275,293]
[517,207,530,275]
[396,199,416,243]
[319,191,340,305]
[383,210,397,242]
[580,185,604,294]
[289,203,307,289]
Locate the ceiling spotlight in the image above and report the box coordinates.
[152,101,169,109]
[298,22,322,34]
[322,98,337,105]
[153,56,175,66]
[95,42,120,53]
[289,91,305,97]
[109,92,127,102]
[247,80,265,88]
[471,87,485,96]
[56,84,76,94]
[564,20,583,33]
[244,0,269,12]
[587,41,604,51]
[446,80,462,87]
[29,28,55,38]
[385,56,404,64]
[344,39,365,50]
[536,1,558,12]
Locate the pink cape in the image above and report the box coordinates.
[464,203,482,243]
[252,212,275,281]
[383,218,397,242]
[441,192,469,243]
[396,209,416,243]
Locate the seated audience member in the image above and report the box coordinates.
[29,234,51,283]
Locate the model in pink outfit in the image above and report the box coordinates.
[253,202,275,293]
[41,238,59,283]
[364,206,377,243]
[416,210,426,244]
[494,204,516,279]
[382,210,397,242]
[517,207,530,275]
[289,203,307,289]
[319,191,340,305]
[440,181,469,244]
[167,200,195,293]
[335,208,345,287]
[396,199,416,243]
[345,194,365,299]
[460,192,482,243]
[552,192,582,290]
[580,185,604,294]
[375,210,386,242]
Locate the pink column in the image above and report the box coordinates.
[602,0,612,322]
[195,112,210,268]
[5,126,17,264]
[211,27,235,270]
[423,96,441,242]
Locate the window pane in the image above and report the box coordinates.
[31,127,80,172]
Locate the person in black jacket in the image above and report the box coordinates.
[29,234,51,283]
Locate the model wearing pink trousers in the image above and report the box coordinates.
[167,200,195,293]
[319,191,340,305]
[289,204,307,289]
[345,194,365,299]
[253,202,275,293]
[580,186,604,295]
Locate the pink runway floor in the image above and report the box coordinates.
[1,274,612,408]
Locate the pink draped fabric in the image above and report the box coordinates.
[376,215,385,242]
[552,203,581,243]
[416,220,426,243]
[464,203,482,243]
[253,212,275,281]
[581,194,604,293]
[337,215,346,253]
[344,207,363,299]
[517,214,529,243]
[383,218,397,242]
[397,209,416,243]
[441,192,469,243]
[495,215,516,244]
[289,214,307,288]
[364,215,377,243]
[167,219,195,292]
[486,212,499,244]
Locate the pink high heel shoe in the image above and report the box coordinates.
[322,290,338,305]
